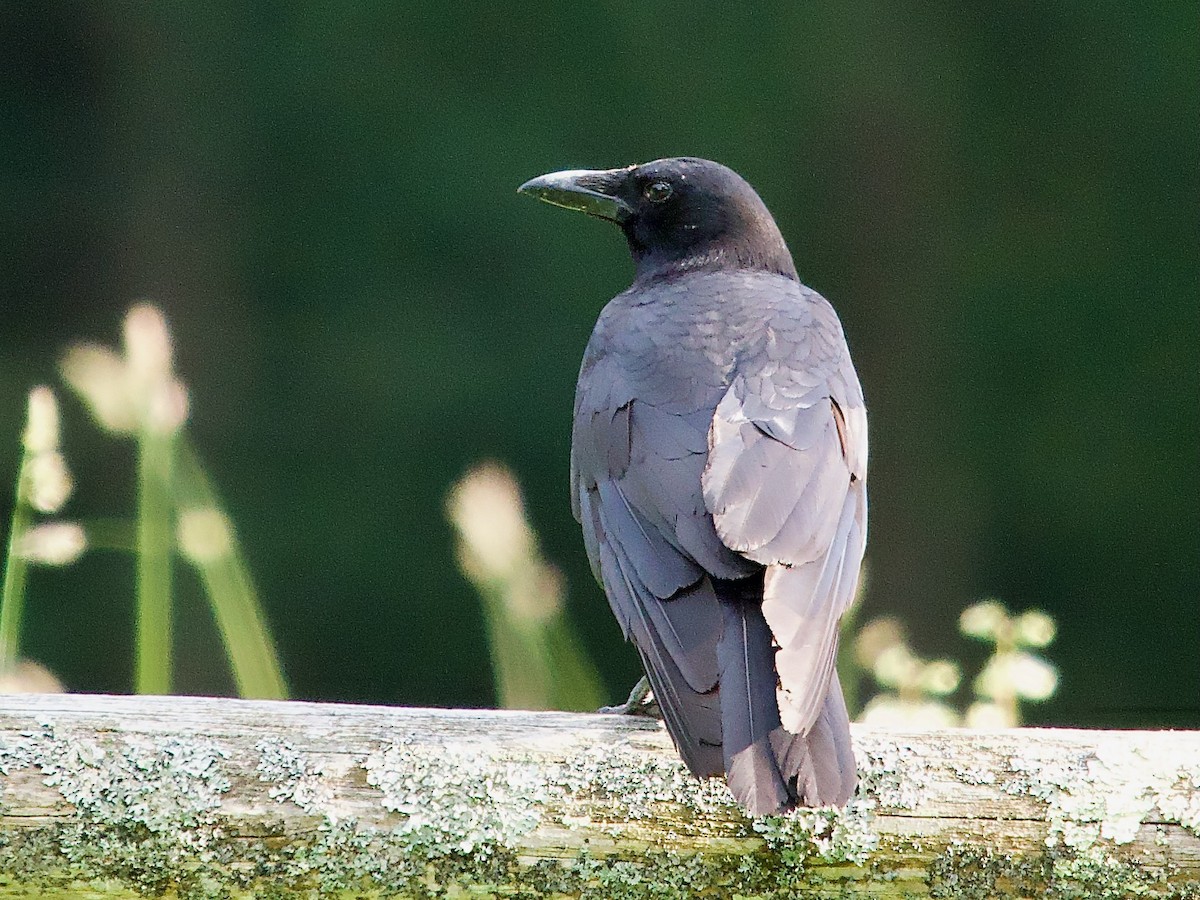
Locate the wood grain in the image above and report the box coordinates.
[0,694,1196,897]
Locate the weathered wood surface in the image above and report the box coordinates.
[0,694,1197,898]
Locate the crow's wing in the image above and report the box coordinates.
[702,286,868,736]
[571,295,754,777]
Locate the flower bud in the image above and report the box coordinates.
[18,521,87,565]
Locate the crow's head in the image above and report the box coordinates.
[520,157,797,282]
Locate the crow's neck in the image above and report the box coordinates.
[629,230,797,284]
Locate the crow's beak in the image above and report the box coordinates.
[518,167,635,223]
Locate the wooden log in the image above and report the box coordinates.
[0,693,1197,897]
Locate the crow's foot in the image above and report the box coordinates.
[598,676,660,718]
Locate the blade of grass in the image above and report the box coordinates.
[476,579,556,709]
[174,440,287,699]
[0,474,33,674]
[447,463,605,712]
[135,424,175,694]
[542,614,605,711]
[475,574,605,712]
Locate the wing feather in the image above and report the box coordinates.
[703,294,868,737]
[572,273,867,806]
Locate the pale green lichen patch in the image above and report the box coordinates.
[255,737,334,816]
[365,737,549,855]
[363,733,745,854]
[929,841,1200,900]
[0,721,234,896]
[753,799,879,866]
[951,763,998,787]
[1007,736,1200,853]
[5,721,229,832]
[548,741,739,825]
[856,739,930,811]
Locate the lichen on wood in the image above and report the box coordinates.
[0,694,1197,898]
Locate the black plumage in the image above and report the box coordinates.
[519,158,867,815]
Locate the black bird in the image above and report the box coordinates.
[519,158,866,815]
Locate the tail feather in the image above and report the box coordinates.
[773,670,857,807]
[718,582,857,813]
[717,597,790,815]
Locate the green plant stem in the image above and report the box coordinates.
[135,426,175,694]
[477,581,544,708]
[175,441,287,699]
[475,576,604,712]
[542,613,605,711]
[0,470,32,673]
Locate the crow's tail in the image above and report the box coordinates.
[716,589,856,815]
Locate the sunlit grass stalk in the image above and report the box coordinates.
[1,387,73,675]
[0,469,33,673]
[990,621,1020,724]
[476,578,554,709]
[61,304,287,699]
[474,574,605,712]
[174,441,287,699]
[135,423,175,694]
[448,462,604,712]
[541,615,605,711]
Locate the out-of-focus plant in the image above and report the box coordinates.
[61,306,188,694]
[447,462,604,712]
[960,599,1057,727]
[0,659,63,694]
[854,617,962,726]
[0,304,287,698]
[0,386,78,687]
[853,601,1058,727]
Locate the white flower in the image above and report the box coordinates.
[965,701,1014,728]
[853,617,905,668]
[60,344,138,434]
[23,386,60,454]
[1015,609,1056,648]
[177,508,234,563]
[18,387,74,513]
[959,599,1008,640]
[26,452,73,513]
[447,463,534,579]
[919,660,962,696]
[18,522,87,565]
[147,378,190,435]
[973,654,1010,700]
[873,644,920,688]
[60,304,189,435]
[1009,651,1058,701]
[974,651,1058,702]
[124,304,175,387]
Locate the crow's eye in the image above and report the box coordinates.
[644,181,673,203]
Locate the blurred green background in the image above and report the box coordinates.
[1,3,1196,726]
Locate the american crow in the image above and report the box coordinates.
[519,158,866,815]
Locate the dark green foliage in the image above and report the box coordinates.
[0,4,1194,724]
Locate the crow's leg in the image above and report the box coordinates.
[598,676,660,718]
